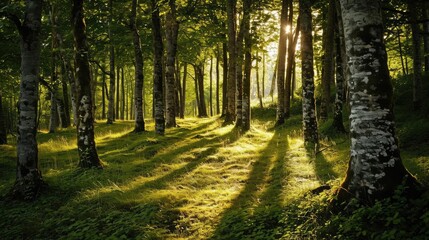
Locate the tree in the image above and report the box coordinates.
[0,90,6,144]
[152,0,165,135]
[407,0,422,111]
[300,0,318,145]
[72,0,103,168]
[275,0,288,126]
[165,0,179,128]
[336,0,417,202]
[242,0,252,131]
[9,0,45,200]
[130,0,145,132]
[107,0,115,124]
[224,0,237,125]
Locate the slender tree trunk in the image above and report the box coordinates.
[269,59,277,102]
[210,57,213,116]
[276,0,288,125]
[242,0,252,131]
[11,0,45,200]
[0,91,7,144]
[116,65,120,119]
[165,0,178,128]
[397,27,407,76]
[256,51,263,108]
[130,0,145,132]
[216,47,220,115]
[222,42,228,116]
[64,59,77,126]
[102,71,106,119]
[423,6,429,73]
[72,0,102,169]
[337,0,417,203]
[262,51,266,99]
[91,66,98,121]
[194,66,200,114]
[195,64,208,117]
[61,67,71,128]
[408,0,423,111]
[120,67,124,120]
[331,0,346,133]
[181,63,187,118]
[236,19,244,127]
[175,59,181,116]
[49,5,59,133]
[225,0,237,124]
[285,15,300,117]
[319,0,335,122]
[152,0,165,135]
[300,0,318,145]
[107,0,115,124]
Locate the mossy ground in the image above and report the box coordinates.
[1,78,428,239]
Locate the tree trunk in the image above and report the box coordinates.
[276,0,288,125]
[91,66,98,121]
[165,0,179,128]
[222,42,228,116]
[242,0,252,131]
[269,59,277,102]
[194,64,208,117]
[11,0,45,200]
[224,0,237,124]
[49,5,60,133]
[236,19,244,127]
[130,0,145,132]
[61,67,71,128]
[337,0,417,203]
[102,71,106,119]
[121,67,125,120]
[72,0,103,169]
[256,51,263,108]
[285,14,300,118]
[152,0,165,135]
[423,6,429,73]
[116,65,120,119]
[397,27,407,76]
[181,63,187,118]
[216,46,220,115]
[262,52,265,99]
[210,57,213,116]
[107,0,115,124]
[319,0,335,122]
[300,0,318,145]
[331,0,346,133]
[175,59,181,116]
[408,0,423,111]
[0,91,7,144]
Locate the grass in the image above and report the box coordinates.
[1,78,429,239]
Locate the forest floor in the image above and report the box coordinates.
[1,84,429,239]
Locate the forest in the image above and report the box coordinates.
[1,0,429,239]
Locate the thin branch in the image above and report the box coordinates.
[89,60,111,75]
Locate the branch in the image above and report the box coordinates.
[89,60,111,75]
[38,77,53,93]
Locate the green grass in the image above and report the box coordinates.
[0,91,428,239]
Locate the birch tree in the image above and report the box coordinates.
[337,0,417,202]
[300,0,318,145]
[72,0,103,168]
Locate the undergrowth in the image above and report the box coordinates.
[0,75,428,239]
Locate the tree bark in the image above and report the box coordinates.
[319,0,335,122]
[423,5,429,73]
[130,0,145,132]
[337,0,417,203]
[11,0,45,200]
[116,65,120,119]
[102,71,106,119]
[285,15,300,118]
[216,47,220,115]
[210,57,213,116]
[235,18,244,127]
[0,91,7,144]
[181,63,187,118]
[165,0,179,128]
[276,0,289,125]
[194,64,208,117]
[242,0,252,131]
[300,0,318,145]
[107,0,115,124]
[49,5,60,133]
[224,0,237,124]
[222,42,228,116]
[408,0,423,111]
[151,0,165,135]
[256,51,263,108]
[72,0,102,169]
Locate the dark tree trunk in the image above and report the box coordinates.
[337,0,417,203]
[165,0,179,128]
[194,64,208,117]
[285,15,300,118]
[49,5,60,133]
[224,0,237,124]
[72,0,102,169]
[181,63,187,118]
[151,0,165,135]
[269,59,277,102]
[236,19,244,127]
[175,59,181,117]
[408,0,423,110]
[116,65,120,119]
[210,57,213,116]
[61,67,71,128]
[397,27,407,76]
[242,0,252,131]
[319,0,335,122]
[102,71,106,119]
[423,6,429,73]
[121,67,125,120]
[276,0,289,125]
[107,0,115,124]
[222,42,228,116]
[216,47,220,115]
[331,0,346,133]
[256,51,263,108]
[300,0,318,145]
[0,91,7,144]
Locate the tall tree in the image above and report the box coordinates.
[216,47,220,115]
[285,13,300,118]
[242,0,252,131]
[275,0,288,125]
[194,64,208,117]
[300,0,318,145]
[10,0,45,200]
[337,0,417,202]
[423,4,429,73]
[107,0,115,124]
[235,16,245,127]
[0,91,6,144]
[165,0,179,128]
[130,0,145,132]
[224,0,237,124]
[407,0,422,111]
[72,0,103,168]
[319,0,335,122]
[152,0,165,135]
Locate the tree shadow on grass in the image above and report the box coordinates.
[210,129,288,240]
[313,151,338,183]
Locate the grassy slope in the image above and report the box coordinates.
[0,93,428,239]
